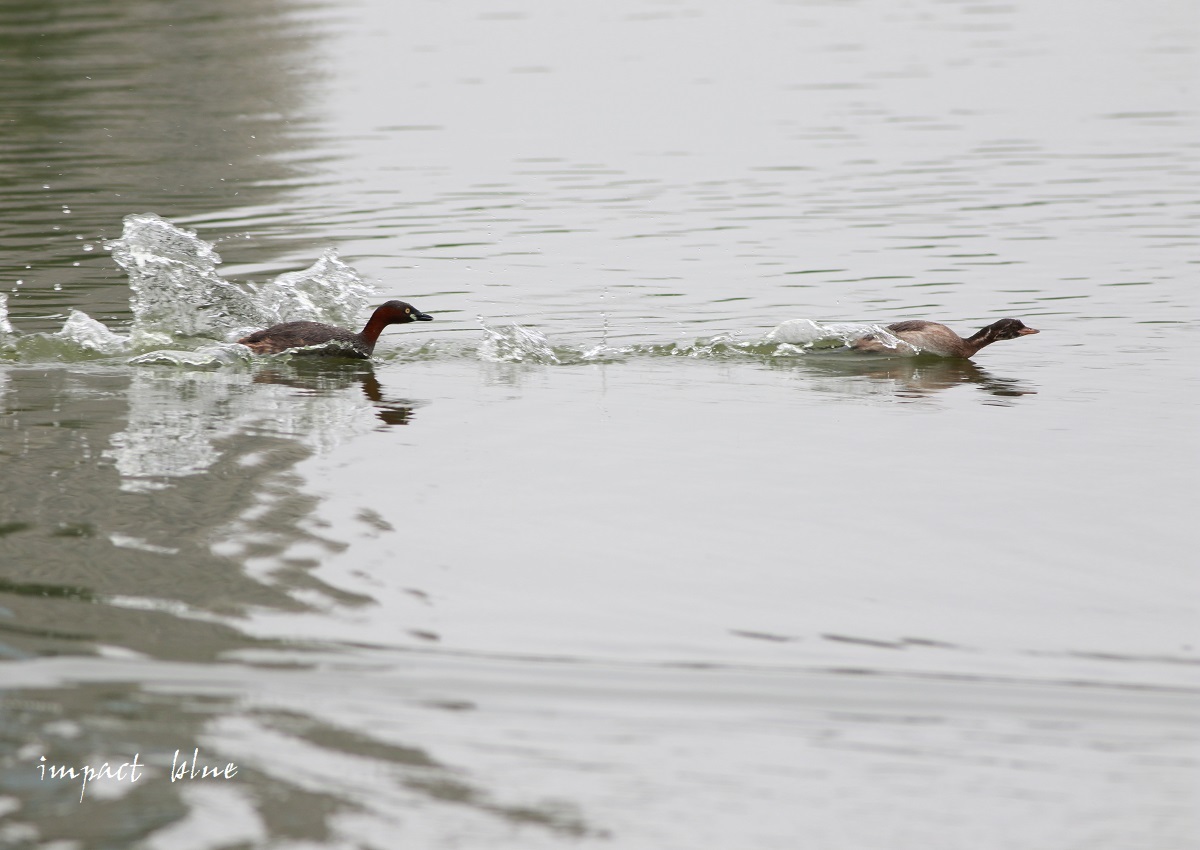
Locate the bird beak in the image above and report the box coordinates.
[414,311,434,321]
[1017,327,1039,335]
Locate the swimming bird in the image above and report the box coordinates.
[238,300,433,357]
[852,318,1039,358]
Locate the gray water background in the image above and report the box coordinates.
[1,0,1198,847]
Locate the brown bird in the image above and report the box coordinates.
[852,318,1039,358]
[238,300,433,358]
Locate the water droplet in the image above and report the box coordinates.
[82,244,95,252]
[53,284,63,291]
[72,262,80,267]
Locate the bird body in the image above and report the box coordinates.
[852,318,1038,358]
[238,300,432,358]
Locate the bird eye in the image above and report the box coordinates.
[405,308,411,314]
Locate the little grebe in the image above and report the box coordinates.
[852,318,1039,358]
[238,300,433,357]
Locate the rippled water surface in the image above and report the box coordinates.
[2,1,1198,847]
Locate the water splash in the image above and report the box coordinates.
[128,343,251,369]
[4,214,381,364]
[579,342,632,362]
[656,333,748,359]
[470,318,900,367]
[104,213,378,345]
[246,250,377,333]
[477,318,561,365]
[764,319,914,354]
[0,293,12,336]
[55,310,130,355]
[106,212,263,338]
[11,210,908,370]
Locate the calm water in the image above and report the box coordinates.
[2,1,1198,847]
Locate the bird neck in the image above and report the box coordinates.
[962,326,998,356]
[358,311,394,351]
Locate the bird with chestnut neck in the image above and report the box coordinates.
[238,300,433,358]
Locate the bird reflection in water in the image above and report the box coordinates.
[250,361,421,426]
[783,354,1037,402]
